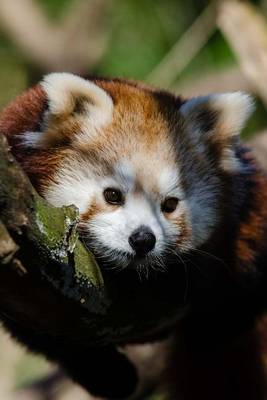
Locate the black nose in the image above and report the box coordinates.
[129,226,156,256]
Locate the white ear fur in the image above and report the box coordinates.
[22,73,114,148]
[180,92,254,139]
[180,92,254,172]
[42,72,113,119]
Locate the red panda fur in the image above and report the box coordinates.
[1,75,267,399]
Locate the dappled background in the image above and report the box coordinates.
[1,0,267,399]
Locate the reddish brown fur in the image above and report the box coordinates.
[0,79,179,193]
[78,80,174,164]
[0,85,63,192]
[0,79,187,280]
[0,84,46,138]
[236,173,267,269]
[80,197,115,222]
[2,77,267,400]
[173,213,191,247]
[2,79,267,279]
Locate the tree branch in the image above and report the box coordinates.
[0,134,106,311]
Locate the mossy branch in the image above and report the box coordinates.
[0,134,107,312]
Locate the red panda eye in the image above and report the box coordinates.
[103,188,124,205]
[161,197,179,213]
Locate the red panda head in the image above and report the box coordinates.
[0,73,254,273]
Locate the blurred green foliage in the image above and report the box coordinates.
[0,0,266,137]
[14,352,51,389]
[37,0,73,18]
[98,0,190,78]
[0,3,263,165]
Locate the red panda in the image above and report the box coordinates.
[1,72,267,399]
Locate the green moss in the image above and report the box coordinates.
[74,240,103,288]
[33,192,104,289]
[33,194,78,262]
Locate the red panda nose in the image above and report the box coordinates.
[129,226,156,256]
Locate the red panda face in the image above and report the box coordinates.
[1,73,254,273]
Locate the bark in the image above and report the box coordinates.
[0,134,106,311]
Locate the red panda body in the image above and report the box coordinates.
[1,73,267,399]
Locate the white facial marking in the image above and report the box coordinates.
[20,131,45,148]
[158,167,183,198]
[44,157,97,213]
[113,161,136,192]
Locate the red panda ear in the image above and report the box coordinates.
[180,92,254,171]
[180,92,254,139]
[22,73,114,148]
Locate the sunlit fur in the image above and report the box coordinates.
[0,73,254,273]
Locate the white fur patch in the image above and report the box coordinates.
[21,131,45,147]
[220,147,241,172]
[114,161,136,192]
[158,167,183,198]
[180,92,254,173]
[209,92,254,137]
[180,92,254,138]
[43,73,113,145]
[43,157,98,213]
[42,73,113,123]
[88,196,167,255]
[22,73,114,149]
